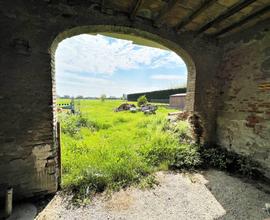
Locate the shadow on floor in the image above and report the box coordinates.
[203,170,270,220]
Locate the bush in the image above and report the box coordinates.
[137,95,148,107]
[100,94,106,102]
[139,131,201,171]
[170,145,201,169]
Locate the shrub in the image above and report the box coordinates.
[100,94,106,102]
[170,145,201,169]
[59,114,81,137]
[139,131,201,171]
[137,95,148,107]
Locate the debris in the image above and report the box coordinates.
[115,103,136,112]
[177,111,190,121]
[167,111,189,122]
[129,107,137,113]
[264,203,270,215]
[115,103,157,114]
[141,104,157,114]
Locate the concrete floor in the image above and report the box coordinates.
[35,170,270,220]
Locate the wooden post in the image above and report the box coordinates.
[5,187,13,218]
[57,121,62,189]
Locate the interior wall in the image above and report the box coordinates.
[217,22,270,178]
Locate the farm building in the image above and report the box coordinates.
[169,93,186,109]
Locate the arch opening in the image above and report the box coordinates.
[50,25,196,112]
[50,25,197,193]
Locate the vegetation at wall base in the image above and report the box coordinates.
[199,144,265,180]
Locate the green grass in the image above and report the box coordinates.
[58,99,199,199]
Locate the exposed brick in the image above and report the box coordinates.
[217,25,270,179]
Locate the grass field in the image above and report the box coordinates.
[58,99,199,200]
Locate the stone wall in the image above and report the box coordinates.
[217,22,270,178]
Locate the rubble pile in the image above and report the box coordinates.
[115,103,136,112]
[141,104,158,114]
[114,103,158,114]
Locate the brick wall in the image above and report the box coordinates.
[217,24,270,178]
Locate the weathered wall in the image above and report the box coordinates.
[217,22,270,178]
[0,0,223,199]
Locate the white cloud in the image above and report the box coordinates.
[55,34,188,97]
[56,72,111,85]
[55,34,185,75]
[151,74,186,81]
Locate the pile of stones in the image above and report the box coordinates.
[115,103,158,114]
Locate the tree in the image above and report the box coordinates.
[100,94,106,102]
[122,94,127,100]
[63,95,71,99]
[137,95,148,107]
[76,95,84,99]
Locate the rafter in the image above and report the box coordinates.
[175,0,217,32]
[130,0,143,20]
[214,5,270,37]
[154,0,179,27]
[197,0,256,34]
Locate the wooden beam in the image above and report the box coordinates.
[197,0,256,34]
[154,0,179,27]
[214,5,270,37]
[130,0,143,20]
[175,0,217,32]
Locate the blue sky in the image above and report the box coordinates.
[55,34,187,97]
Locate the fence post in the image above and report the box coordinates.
[57,121,61,189]
[5,187,13,218]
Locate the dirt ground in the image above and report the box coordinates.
[36,170,270,220]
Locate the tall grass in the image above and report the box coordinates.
[58,100,198,199]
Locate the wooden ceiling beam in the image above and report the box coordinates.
[175,0,217,32]
[154,0,179,27]
[130,0,143,20]
[197,0,256,34]
[214,5,270,37]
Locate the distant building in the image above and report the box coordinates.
[169,93,186,109]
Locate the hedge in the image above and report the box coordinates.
[127,88,186,102]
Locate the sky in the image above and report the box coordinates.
[55,34,187,97]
